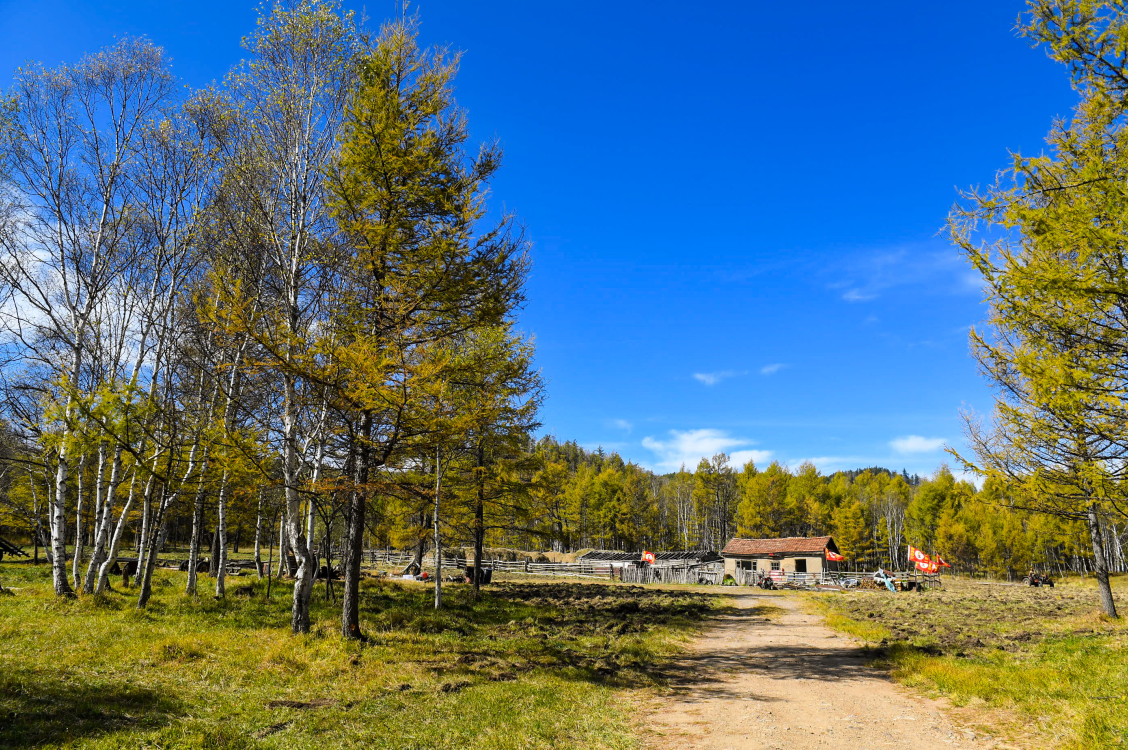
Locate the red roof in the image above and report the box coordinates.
[721,536,837,556]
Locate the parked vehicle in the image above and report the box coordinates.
[1023,572,1054,587]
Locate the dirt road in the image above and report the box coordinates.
[646,590,995,750]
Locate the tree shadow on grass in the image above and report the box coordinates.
[353,581,727,690]
[0,669,182,748]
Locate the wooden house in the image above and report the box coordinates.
[720,536,841,577]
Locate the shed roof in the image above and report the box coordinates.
[721,536,838,556]
[577,550,721,563]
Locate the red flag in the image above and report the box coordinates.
[641,550,655,564]
[825,549,845,562]
[916,559,939,573]
[908,545,931,565]
[936,555,951,568]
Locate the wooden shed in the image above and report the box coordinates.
[576,549,722,570]
[720,536,841,577]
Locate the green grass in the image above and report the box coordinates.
[0,562,716,749]
[812,578,1128,749]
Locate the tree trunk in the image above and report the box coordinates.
[71,453,87,590]
[94,470,139,594]
[134,474,157,588]
[1087,503,1118,618]
[50,446,73,596]
[473,441,485,600]
[266,512,277,598]
[208,528,220,576]
[342,413,371,640]
[84,444,120,593]
[215,469,231,598]
[186,471,207,594]
[253,489,264,578]
[279,513,289,578]
[283,374,315,633]
[137,486,172,608]
[434,446,443,610]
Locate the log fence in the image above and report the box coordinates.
[366,550,616,579]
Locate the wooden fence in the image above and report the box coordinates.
[732,569,942,589]
[620,563,724,585]
[366,550,616,579]
[362,551,943,589]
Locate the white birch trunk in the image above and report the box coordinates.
[95,469,138,593]
[71,453,87,590]
[253,488,264,578]
[215,469,231,598]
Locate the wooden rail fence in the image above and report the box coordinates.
[366,550,616,579]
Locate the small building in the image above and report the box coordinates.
[720,536,841,577]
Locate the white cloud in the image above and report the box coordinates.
[642,428,770,472]
[890,435,947,454]
[729,449,774,468]
[760,363,785,375]
[692,370,734,386]
[842,288,876,302]
[610,418,632,432]
[784,455,866,473]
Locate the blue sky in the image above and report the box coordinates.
[0,1,1079,478]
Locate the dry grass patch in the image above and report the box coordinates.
[812,577,1128,749]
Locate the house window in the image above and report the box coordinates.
[752,560,758,571]
[770,561,780,571]
[794,559,807,573]
[738,560,752,571]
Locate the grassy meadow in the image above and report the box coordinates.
[0,563,716,750]
[809,576,1128,749]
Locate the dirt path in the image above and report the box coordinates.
[646,591,996,750]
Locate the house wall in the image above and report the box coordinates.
[723,554,824,576]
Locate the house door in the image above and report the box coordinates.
[794,559,807,573]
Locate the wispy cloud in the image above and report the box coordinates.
[842,288,877,302]
[642,428,771,472]
[784,455,867,473]
[760,363,785,375]
[830,244,978,303]
[729,449,773,468]
[610,418,632,432]
[692,370,736,386]
[890,435,947,454]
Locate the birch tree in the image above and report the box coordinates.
[212,0,360,633]
[0,39,177,595]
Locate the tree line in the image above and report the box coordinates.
[517,441,1124,581]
